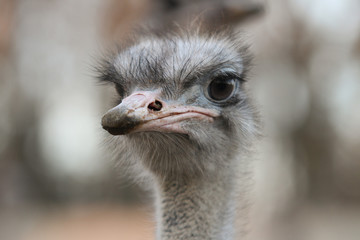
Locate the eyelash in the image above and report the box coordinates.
[212,72,243,83]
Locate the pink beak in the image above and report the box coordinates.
[101,90,219,135]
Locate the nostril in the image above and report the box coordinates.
[148,100,163,111]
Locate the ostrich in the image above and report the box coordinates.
[98,28,258,240]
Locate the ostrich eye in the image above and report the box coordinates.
[115,84,125,98]
[207,78,237,101]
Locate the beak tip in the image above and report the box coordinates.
[102,125,128,135]
[101,111,141,136]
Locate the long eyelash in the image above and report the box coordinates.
[212,71,243,83]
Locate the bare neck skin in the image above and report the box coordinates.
[154,169,238,240]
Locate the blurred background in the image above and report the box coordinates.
[1,0,360,239]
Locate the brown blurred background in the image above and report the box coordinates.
[1,0,360,239]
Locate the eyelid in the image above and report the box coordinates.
[212,71,242,82]
[180,70,242,93]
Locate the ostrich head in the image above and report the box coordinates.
[98,30,258,182]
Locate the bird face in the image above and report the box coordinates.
[100,35,251,135]
[101,89,220,135]
[98,33,257,177]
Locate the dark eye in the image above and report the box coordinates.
[115,84,125,97]
[207,78,237,101]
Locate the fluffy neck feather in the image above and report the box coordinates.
[120,132,250,240]
[153,163,239,240]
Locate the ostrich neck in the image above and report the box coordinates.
[154,170,238,240]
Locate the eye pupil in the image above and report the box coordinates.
[208,79,236,101]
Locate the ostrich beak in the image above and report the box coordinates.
[101,90,219,135]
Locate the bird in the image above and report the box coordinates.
[97,28,259,240]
